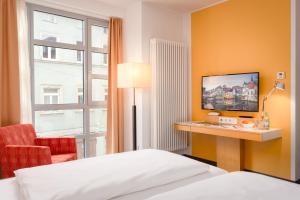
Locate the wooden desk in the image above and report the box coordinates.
[175,122,282,172]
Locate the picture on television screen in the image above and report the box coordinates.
[202,72,259,112]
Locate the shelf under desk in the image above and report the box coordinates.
[175,122,282,172]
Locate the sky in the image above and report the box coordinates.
[202,73,258,91]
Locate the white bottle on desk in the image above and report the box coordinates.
[262,112,270,130]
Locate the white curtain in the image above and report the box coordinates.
[16,0,32,123]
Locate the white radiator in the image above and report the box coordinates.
[150,38,189,151]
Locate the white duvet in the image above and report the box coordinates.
[146,171,300,200]
[15,149,209,200]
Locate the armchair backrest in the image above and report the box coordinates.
[0,124,37,154]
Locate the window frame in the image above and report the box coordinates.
[27,4,109,157]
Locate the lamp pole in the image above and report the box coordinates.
[132,88,137,150]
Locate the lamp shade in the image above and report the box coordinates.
[117,62,151,88]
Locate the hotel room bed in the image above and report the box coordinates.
[0,149,226,200]
[146,171,300,200]
[0,165,225,200]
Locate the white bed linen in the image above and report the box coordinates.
[0,166,226,200]
[113,165,226,200]
[146,171,300,200]
[0,178,20,200]
[14,149,209,200]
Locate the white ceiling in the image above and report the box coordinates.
[95,0,225,12]
[95,0,138,8]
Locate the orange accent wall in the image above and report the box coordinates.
[191,0,291,179]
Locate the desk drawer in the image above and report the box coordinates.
[175,124,191,132]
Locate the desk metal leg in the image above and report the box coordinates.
[217,136,243,172]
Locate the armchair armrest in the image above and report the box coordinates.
[0,145,52,178]
[35,137,77,155]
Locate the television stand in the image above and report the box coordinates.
[175,121,282,172]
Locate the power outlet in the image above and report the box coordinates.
[219,117,238,125]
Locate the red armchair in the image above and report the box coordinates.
[0,124,77,178]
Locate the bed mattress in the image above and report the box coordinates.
[0,165,226,200]
[146,172,300,200]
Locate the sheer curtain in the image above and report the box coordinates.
[16,0,32,123]
[106,17,124,154]
[0,0,21,126]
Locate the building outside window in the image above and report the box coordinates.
[28,4,109,158]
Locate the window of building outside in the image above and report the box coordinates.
[42,36,57,60]
[78,88,83,104]
[43,87,60,104]
[28,4,109,159]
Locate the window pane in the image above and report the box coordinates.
[92,53,108,75]
[87,136,106,157]
[77,50,82,62]
[51,47,56,59]
[44,96,50,104]
[91,25,108,49]
[90,108,107,133]
[52,96,58,104]
[34,46,83,104]
[33,11,83,45]
[43,46,48,58]
[34,109,83,137]
[92,79,108,102]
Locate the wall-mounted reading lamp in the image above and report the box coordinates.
[261,81,285,129]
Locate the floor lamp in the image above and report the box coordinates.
[117,63,151,150]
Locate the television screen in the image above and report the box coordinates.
[202,72,259,112]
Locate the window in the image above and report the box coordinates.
[42,36,57,60]
[76,41,82,62]
[78,88,83,104]
[77,50,82,62]
[28,4,109,158]
[43,87,60,104]
[104,88,108,101]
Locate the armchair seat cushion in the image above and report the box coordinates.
[51,153,77,164]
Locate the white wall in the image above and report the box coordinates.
[123,1,189,151]
[124,1,143,62]
[141,2,187,150]
[123,1,143,151]
[26,0,124,19]
[293,0,300,181]
[141,2,185,62]
[291,0,300,182]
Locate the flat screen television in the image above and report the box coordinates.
[202,72,259,112]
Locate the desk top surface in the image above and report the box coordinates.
[176,121,281,134]
[175,121,282,141]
